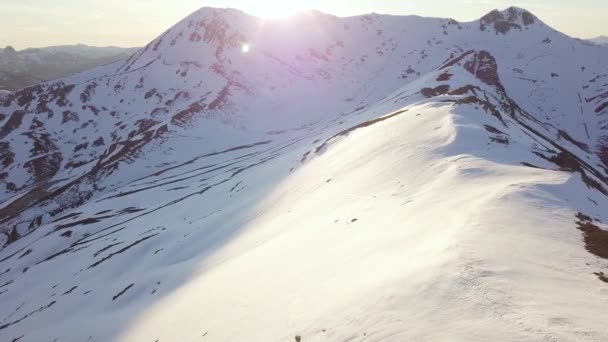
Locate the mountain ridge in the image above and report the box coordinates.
[0,44,139,92]
[2,5,606,247]
[589,35,608,45]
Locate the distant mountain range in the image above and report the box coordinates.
[0,44,138,91]
[589,36,608,45]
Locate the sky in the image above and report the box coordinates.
[1,0,607,49]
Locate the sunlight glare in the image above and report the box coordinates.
[241,1,307,18]
[241,43,250,53]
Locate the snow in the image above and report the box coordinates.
[0,6,607,342]
[589,36,608,46]
[115,103,586,342]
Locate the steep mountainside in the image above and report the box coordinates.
[0,7,607,342]
[0,44,138,91]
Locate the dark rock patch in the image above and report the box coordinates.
[595,101,608,113]
[520,162,546,169]
[112,283,134,301]
[0,110,26,139]
[599,144,608,169]
[455,95,504,123]
[18,249,32,259]
[92,136,105,147]
[521,11,536,25]
[490,136,509,145]
[52,212,82,222]
[439,50,475,70]
[61,111,79,124]
[132,140,271,183]
[74,142,89,153]
[0,300,56,331]
[557,130,589,152]
[463,51,501,88]
[54,216,113,231]
[3,227,22,247]
[484,125,506,135]
[301,151,311,163]
[479,8,534,34]
[80,83,97,103]
[145,88,157,100]
[542,151,607,194]
[594,272,608,283]
[88,234,158,269]
[0,280,14,289]
[230,181,243,192]
[93,242,123,257]
[208,83,232,110]
[171,100,207,126]
[62,286,78,295]
[436,72,452,81]
[21,151,63,187]
[421,85,450,98]
[576,213,608,259]
[0,141,15,168]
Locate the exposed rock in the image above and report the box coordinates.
[480,7,536,34]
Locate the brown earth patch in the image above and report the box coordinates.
[576,212,608,259]
[436,72,452,81]
[558,130,590,152]
[421,85,450,98]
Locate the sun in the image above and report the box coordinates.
[241,1,307,18]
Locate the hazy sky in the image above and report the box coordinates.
[2,0,607,49]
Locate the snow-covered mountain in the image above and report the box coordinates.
[589,36,608,46]
[0,6,607,342]
[0,44,138,91]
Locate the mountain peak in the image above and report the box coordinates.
[479,6,539,34]
[187,6,252,21]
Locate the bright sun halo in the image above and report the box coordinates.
[243,1,307,18]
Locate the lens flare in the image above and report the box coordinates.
[242,1,307,18]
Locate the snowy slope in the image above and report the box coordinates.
[0,44,138,91]
[589,36,608,46]
[0,6,607,342]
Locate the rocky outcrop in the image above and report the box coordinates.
[480,7,537,34]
